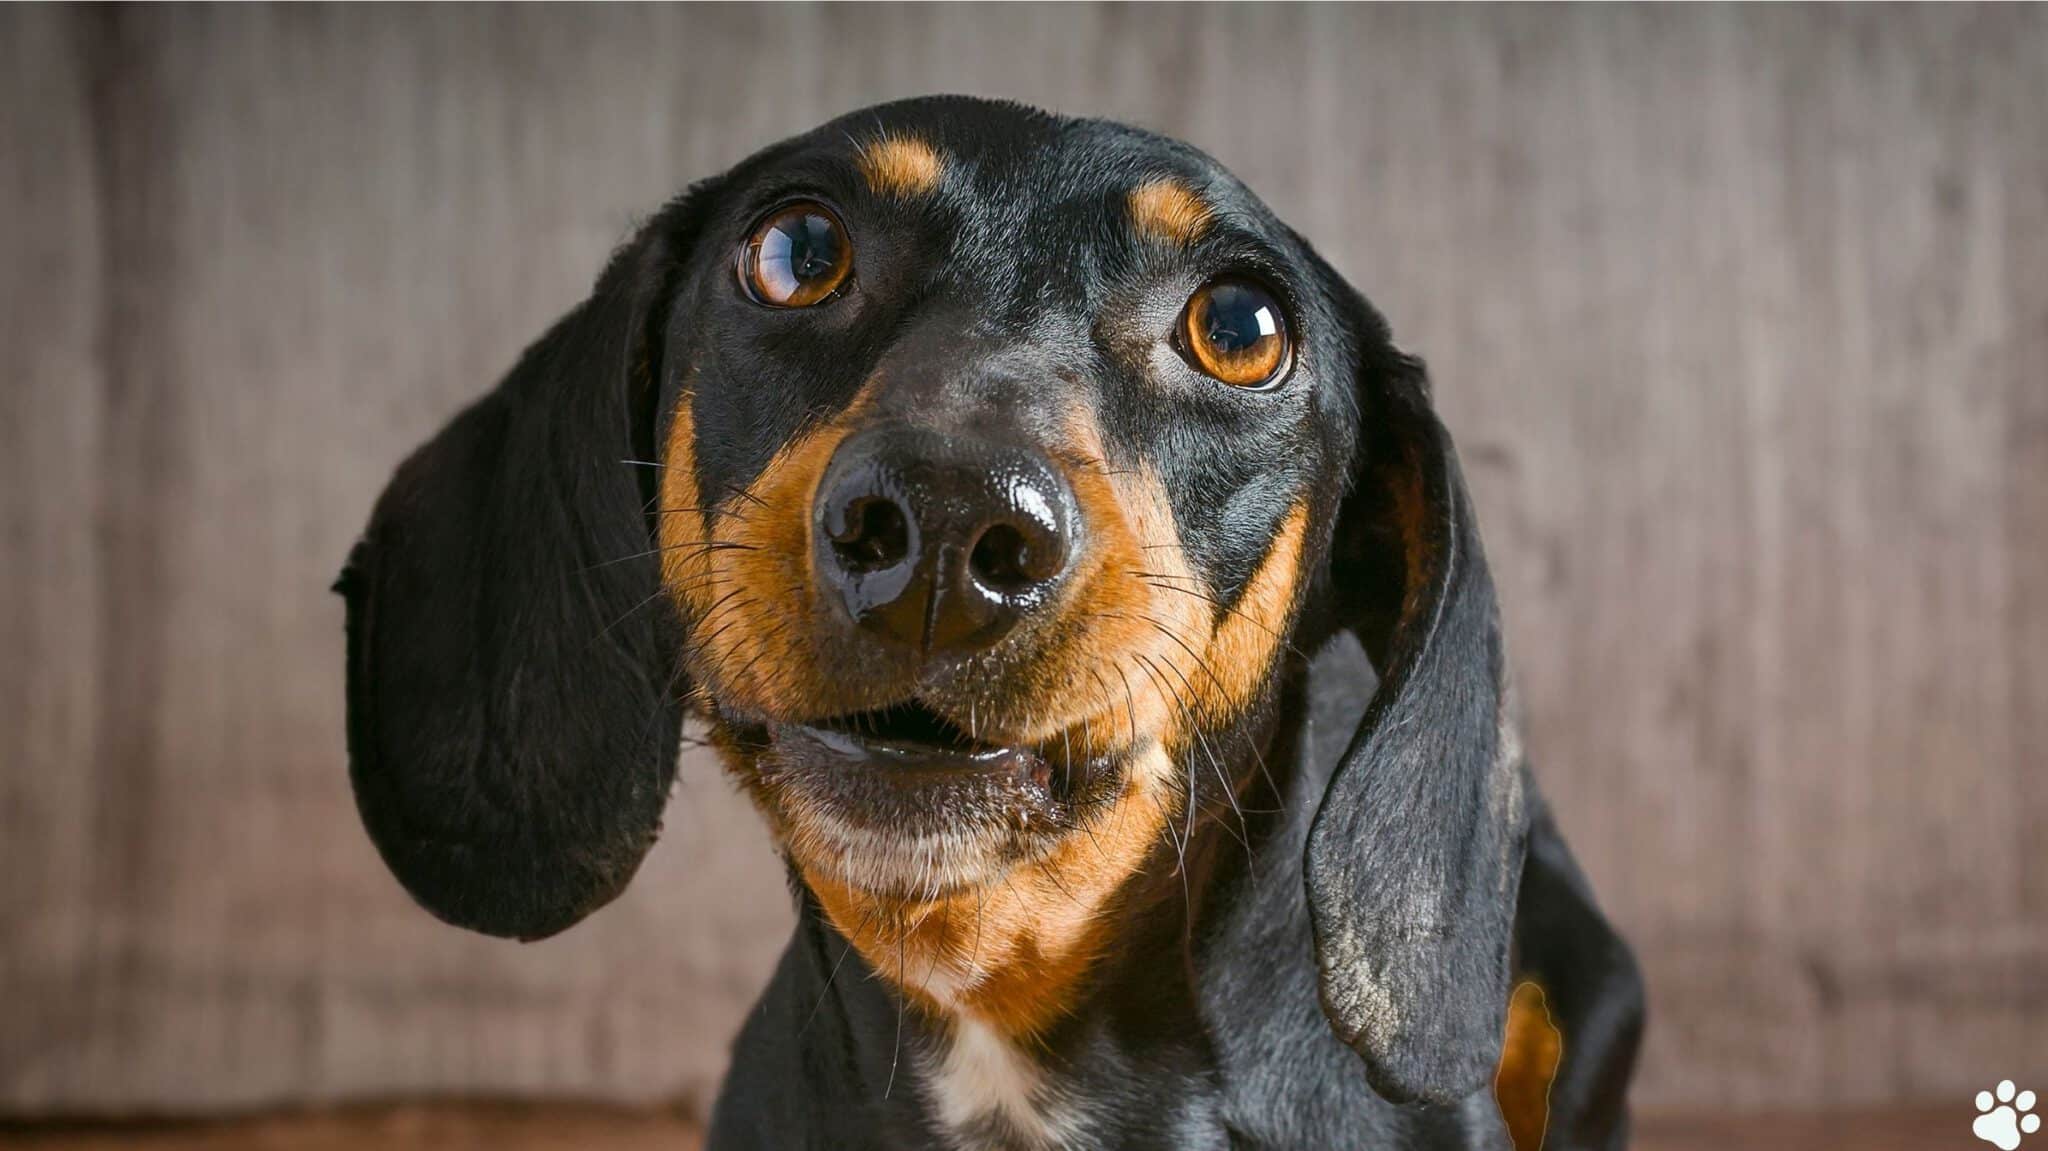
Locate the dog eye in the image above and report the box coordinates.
[1179,278,1290,388]
[738,202,853,307]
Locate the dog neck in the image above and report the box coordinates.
[713,639,1405,1151]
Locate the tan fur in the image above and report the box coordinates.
[1495,980,1563,1151]
[857,133,945,199]
[660,393,871,719]
[802,743,1176,1041]
[1127,178,1213,246]
[1014,415,1208,754]
[1022,412,1306,745]
[1195,504,1308,721]
[656,396,707,603]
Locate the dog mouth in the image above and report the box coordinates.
[710,691,1125,895]
[774,697,1064,791]
[803,699,1008,760]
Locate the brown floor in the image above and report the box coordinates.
[0,1102,1963,1150]
[1634,1106,1957,1151]
[0,1105,699,1151]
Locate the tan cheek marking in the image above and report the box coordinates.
[1127,178,1213,247]
[857,133,946,199]
[1495,980,1563,1151]
[1009,410,1207,756]
[660,393,870,719]
[1035,408,1305,750]
[1192,503,1309,723]
[657,395,706,590]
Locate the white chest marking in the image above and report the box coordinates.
[925,1016,1082,1149]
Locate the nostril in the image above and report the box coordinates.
[969,521,1059,596]
[815,427,1078,652]
[830,496,911,574]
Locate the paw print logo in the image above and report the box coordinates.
[1975,1080,2041,1150]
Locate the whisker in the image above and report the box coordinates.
[1144,619,1260,856]
[800,932,858,1037]
[1142,784,1192,915]
[1128,569,1203,584]
[717,621,789,696]
[669,539,764,555]
[1142,616,1235,704]
[1135,573,1310,660]
[696,584,751,624]
[1131,653,1202,851]
[588,587,669,646]
[577,538,761,575]
[665,572,735,601]
[1060,725,1074,801]
[1070,688,1115,864]
[884,932,906,1100]
[1039,856,1084,907]
[1126,656,1189,851]
[969,885,987,988]
[915,902,948,1006]
[1113,662,1142,762]
[691,595,762,658]
[724,483,771,510]
[652,505,752,525]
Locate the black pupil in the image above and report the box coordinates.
[778,213,840,282]
[1204,282,1273,353]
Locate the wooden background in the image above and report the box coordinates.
[4,4,2044,1121]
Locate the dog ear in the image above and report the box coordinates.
[336,189,715,942]
[1305,292,1528,1106]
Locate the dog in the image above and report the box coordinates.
[337,96,1643,1150]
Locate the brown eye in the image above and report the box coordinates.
[1179,278,1290,387]
[738,202,852,307]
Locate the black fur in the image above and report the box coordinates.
[1306,329,1523,1105]
[338,202,702,940]
[338,96,1643,1148]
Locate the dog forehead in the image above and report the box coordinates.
[782,99,1278,257]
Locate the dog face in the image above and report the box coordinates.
[341,97,1523,1106]
[657,104,1345,912]
[648,102,1360,1041]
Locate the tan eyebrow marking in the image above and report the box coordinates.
[856,133,946,199]
[1127,178,1214,246]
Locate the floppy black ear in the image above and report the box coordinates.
[337,199,706,942]
[1305,299,1528,1105]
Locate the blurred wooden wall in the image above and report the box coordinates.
[4,3,2044,1119]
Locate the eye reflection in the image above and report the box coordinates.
[1180,278,1290,388]
[739,202,853,307]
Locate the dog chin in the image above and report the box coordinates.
[733,719,1118,899]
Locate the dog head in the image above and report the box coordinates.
[339,96,1524,1105]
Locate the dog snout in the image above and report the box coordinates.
[814,426,1078,655]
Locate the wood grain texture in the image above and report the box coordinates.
[2,3,2043,1117]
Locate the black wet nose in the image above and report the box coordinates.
[815,427,1078,655]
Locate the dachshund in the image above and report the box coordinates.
[337,96,1643,1151]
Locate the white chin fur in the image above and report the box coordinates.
[790,806,1027,897]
